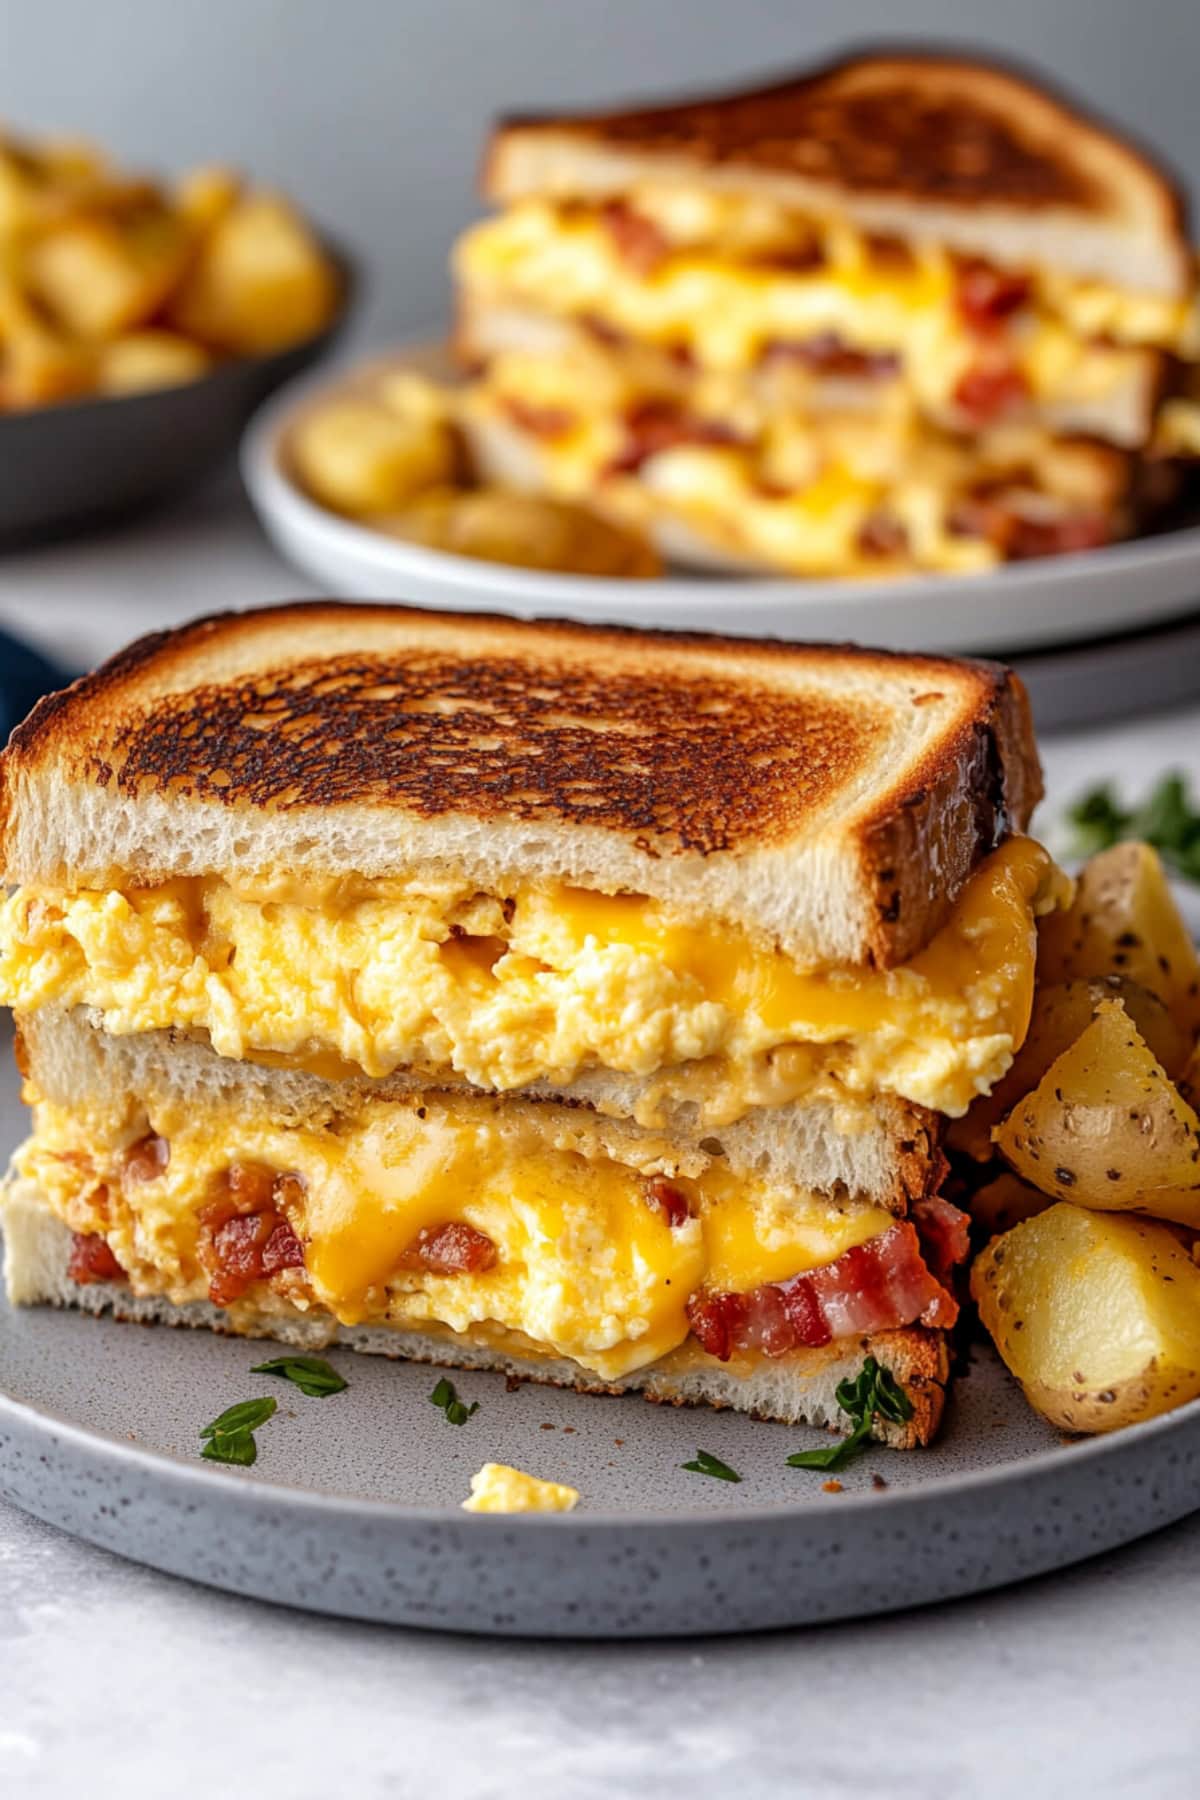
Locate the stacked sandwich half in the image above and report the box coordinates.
[0,604,1059,1446]
[455,51,1200,575]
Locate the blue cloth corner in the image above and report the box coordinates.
[0,628,69,742]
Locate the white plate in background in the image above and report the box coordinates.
[242,339,1200,657]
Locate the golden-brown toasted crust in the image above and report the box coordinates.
[484,47,1189,293]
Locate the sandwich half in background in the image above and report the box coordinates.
[0,603,1062,1446]
[453,49,1200,575]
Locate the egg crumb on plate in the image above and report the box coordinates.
[462,1463,581,1514]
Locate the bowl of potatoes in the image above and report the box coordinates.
[0,129,351,540]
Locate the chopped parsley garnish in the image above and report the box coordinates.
[430,1376,479,1426]
[681,1448,742,1483]
[786,1357,913,1473]
[200,1395,277,1466]
[1067,773,1200,881]
[250,1355,348,1397]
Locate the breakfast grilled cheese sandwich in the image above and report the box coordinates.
[0,602,1054,1445]
[451,50,1200,575]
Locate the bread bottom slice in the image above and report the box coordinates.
[1,1179,949,1447]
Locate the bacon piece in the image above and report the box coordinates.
[121,1133,169,1183]
[952,360,1030,426]
[956,261,1031,332]
[605,399,741,476]
[913,1195,972,1284]
[685,1221,958,1362]
[398,1221,498,1276]
[503,396,575,440]
[857,511,909,558]
[948,495,1111,560]
[199,1163,308,1305]
[68,1231,125,1285]
[601,200,670,275]
[761,332,901,379]
[644,1175,692,1228]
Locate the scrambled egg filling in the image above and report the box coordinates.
[456,197,1200,405]
[0,839,1063,1121]
[17,1091,894,1379]
[462,1464,579,1514]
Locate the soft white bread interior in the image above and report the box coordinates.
[0,601,1041,969]
[18,1006,944,1209]
[0,1179,948,1444]
[485,52,1191,296]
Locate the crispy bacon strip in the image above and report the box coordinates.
[952,361,1030,426]
[949,495,1111,559]
[68,1231,125,1286]
[601,200,670,275]
[956,261,1031,331]
[912,1194,973,1284]
[199,1162,307,1306]
[761,332,901,379]
[644,1175,691,1228]
[685,1216,966,1363]
[398,1221,498,1276]
[606,399,742,476]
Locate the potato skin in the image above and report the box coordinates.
[1037,842,1200,1036]
[972,1203,1200,1433]
[995,1000,1200,1226]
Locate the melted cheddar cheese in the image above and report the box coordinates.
[0,839,1066,1121]
[17,1091,894,1379]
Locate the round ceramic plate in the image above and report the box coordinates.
[241,340,1200,658]
[3,1287,1200,1637]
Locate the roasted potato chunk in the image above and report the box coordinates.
[96,331,212,395]
[26,207,191,338]
[996,999,1200,1226]
[387,486,663,576]
[949,974,1191,1161]
[1037,842,1200,1035]
[968,1171,1052,1239]
[168,193,337,354]
[972,1203,1200,1432]
[289,398,458,516]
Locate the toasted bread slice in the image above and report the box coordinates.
[0,601,1040,968]
[485,50,1190,297]
[17,1004,945,1209]
[0,1180,948,1443]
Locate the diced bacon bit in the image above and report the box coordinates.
[121,1133,170,1183]
[503,396,576,440]
[952,360,1030,426]
[67,1231,126,1286]
[644,1175,692,1228]
[685,1220,959,1363]
[948,495,1112,560]
[956,260,1031,332]
[397,1221,498,1276]
[605,399,742,476]
[911,1195,973,1285]
[601,200,671,275]
[761,332,901,379]
[199,1162,307,1306]
[856,511,909,558]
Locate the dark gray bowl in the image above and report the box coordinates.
[0,249,355,544]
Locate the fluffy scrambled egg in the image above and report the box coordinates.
[17,1090,894,1378]
[0,839,1064,1120]
[462,1464,579,1513]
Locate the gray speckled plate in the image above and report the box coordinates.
[3,1291,1200,1635]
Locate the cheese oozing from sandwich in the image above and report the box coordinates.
[16,1089,896,1380]
[0,838,1066,1121]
